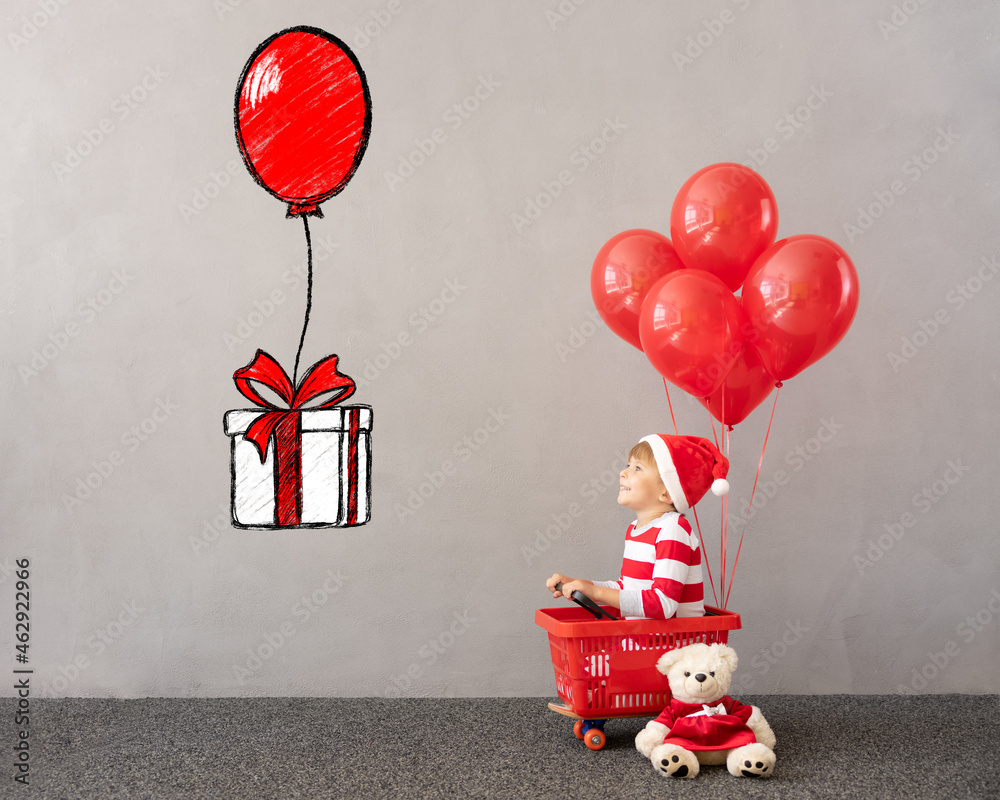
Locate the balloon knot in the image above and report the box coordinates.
[286,203,324,219]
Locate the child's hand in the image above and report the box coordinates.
[546,573,574,599]
[547,574,596,600]
[559,579,594,601]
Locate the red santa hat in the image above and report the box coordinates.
[639,434,730,513]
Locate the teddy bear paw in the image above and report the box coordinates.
[727,743,775,778]
[650,744,699,779]
[635,722,670,757]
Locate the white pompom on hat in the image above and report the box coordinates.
[639,434,730,513]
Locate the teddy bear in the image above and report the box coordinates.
[634,642,776,779]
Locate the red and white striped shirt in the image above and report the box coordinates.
[595,511,704,620]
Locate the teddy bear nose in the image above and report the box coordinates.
[695,673,707,683]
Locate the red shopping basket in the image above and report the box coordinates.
[535,605,741,719]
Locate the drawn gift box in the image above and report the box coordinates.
[224,350,372,529]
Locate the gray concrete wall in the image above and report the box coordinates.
[2,0,998,697]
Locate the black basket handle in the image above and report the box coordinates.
[555,583,617,620]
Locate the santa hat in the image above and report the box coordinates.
[639,434,730,513]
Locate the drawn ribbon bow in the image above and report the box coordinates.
[234,349,355,461]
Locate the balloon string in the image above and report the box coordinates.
[720,423,728,608]
[292,214,314,388]
[690,504,719,608]
[725,384,781,608]
[663,377,678,435]
[708,403,721,603]
[663,377,718,606]
[717,383,727,608]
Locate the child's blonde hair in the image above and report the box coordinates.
[628,441,658,475]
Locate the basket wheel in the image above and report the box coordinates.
[573,720,586,740]
[584,728,606,751]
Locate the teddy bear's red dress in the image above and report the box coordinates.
[652,696,757,751]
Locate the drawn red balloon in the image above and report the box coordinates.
[741,235,860,381]
[235,27,372,217]
[698,341,776,427]
[590,230,686,350]
[669,163,778,292]
[639,270,745,398]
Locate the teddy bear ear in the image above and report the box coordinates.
[656,648,685,675]
[713,644,738,673]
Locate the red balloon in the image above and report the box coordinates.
[741,235,860,381]
[639,271,745,398]
[670,163,778,292]
[235,27,371,217]
[590,230,686,350]
[698,341,775,427]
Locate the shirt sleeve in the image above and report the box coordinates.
[617,589,645,618]
[637,519,699,620]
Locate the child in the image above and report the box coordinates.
[546,434,730,620]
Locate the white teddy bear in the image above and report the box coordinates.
[635,642,776,779]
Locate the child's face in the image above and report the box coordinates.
[618,457,672,513]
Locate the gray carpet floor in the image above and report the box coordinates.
[2,695,997,799]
